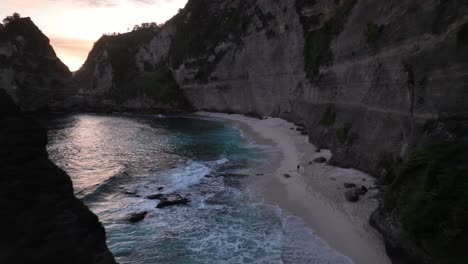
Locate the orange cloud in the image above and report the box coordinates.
[1,0,188,70]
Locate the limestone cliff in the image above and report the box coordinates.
[75,27,190,111]
[0,17,79,111]
[0,89,116,264]
[76,0,468,263]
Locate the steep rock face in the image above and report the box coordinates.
[75,27,190,111]
[78,0,468,174]
[0,89,116,263]
[0,17,79,111]
[77,1,468,262]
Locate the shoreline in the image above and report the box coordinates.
[198,112,391,264]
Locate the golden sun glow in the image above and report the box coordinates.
[1,0,188,71]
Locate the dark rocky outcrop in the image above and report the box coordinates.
[153,194,190,208]
[344,189,360,202]
[127,212,148,223]
[0,89,115,263]
[0,17,79,111]
[344,185,368,202]
[371,118,468,264]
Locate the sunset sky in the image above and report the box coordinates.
[0,0,188,71]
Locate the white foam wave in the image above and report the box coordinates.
[272,206,355,264]
[163,161,212,193]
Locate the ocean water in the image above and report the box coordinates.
[44,114,353,264]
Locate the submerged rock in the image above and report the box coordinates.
[128,212,148,223]
[123,191,139,197]
[344,183,357,189]
[146,194,163,200]
[313,157,327,163]
[155,194,190,208]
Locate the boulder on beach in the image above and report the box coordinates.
[344,186,369,202]
[359,186,368,195]
[345,189,360,202]
[344,183,357,189]
[127,212,148,223]
[313,157,327,163]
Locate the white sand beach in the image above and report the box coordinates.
[198,112,391,264]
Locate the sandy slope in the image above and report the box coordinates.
[197,112,391,264]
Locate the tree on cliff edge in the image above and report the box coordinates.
[2,12,21,25]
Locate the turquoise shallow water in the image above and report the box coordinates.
[44,114,353,264]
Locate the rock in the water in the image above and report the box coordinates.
[313,157,327,163]
[123,190,138,196]
[300,131,308,135]
[283,174,291,178]
[156,194,190,208]
[344,183,357,189]
[146,194,163,200]
[315,148,321,153]
[128,212,148,223]
[157,187,164,191]
[345,189,360,202]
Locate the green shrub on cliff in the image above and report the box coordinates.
[109,63,187,107]
[336,123,352,144]
[458,22,468,47]
[168,1,274,83]
[300,0,356,77]
[320,105,336,126]
[385,139,468,262]
[365,23,384,43]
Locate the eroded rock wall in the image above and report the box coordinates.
[0,89,116,264]
[0,17,79,111]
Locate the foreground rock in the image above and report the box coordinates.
[127,212,148,223]
[0,90,115,263]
